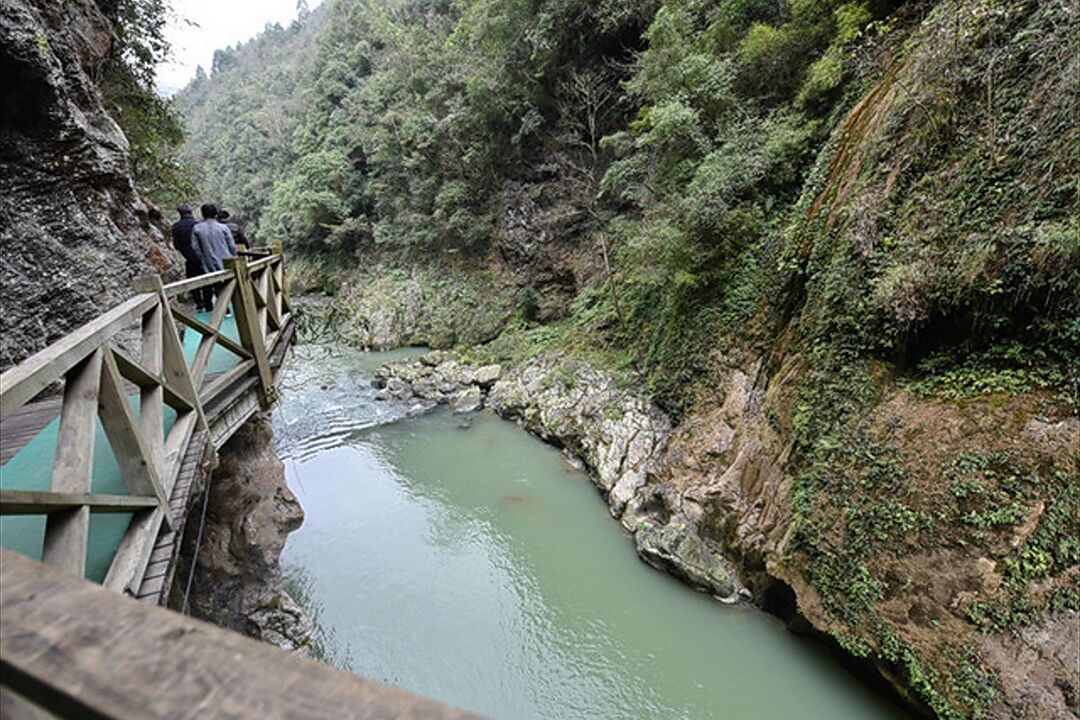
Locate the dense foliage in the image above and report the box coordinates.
[174,9,332,233]
[181,0,1076,407]
[178,2,1078,716]
[103,0,194,206]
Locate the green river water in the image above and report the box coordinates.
[273,344,912,720]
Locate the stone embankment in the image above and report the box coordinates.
[373,351,745,602]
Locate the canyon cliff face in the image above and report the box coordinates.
[174,415,315,654]
[177,0,1076,716]
[0,0,178,370]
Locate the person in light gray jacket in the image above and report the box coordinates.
[192,203,237,272]
[191,203,237,313]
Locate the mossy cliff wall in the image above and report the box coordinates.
[320,4,1078,717]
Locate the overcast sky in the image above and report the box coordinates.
[156,0,327,95]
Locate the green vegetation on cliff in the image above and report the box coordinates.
[104,0,194,205]
[177,1,1078,717]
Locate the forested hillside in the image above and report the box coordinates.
[177,1,1079,717]
[175,5,331,233]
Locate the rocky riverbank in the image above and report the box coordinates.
[173,415,315,655]
[371,347,1079,718]
[373,350,744,602]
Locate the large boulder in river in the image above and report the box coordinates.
[635,523,739,601]
[450,386,483,414]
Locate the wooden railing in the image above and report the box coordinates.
[0,548,484,719]
[0,250,487,719]
[0,247,293,593]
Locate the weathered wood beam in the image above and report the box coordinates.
[139,303,165,476]
[263,272,283,332]
[0,491,158,515]
[109,346,158,389]
[226,257,276,407]
[160,269,231,298]
[272,246,293,312]
[172,302,251,363]
[97,350,172,529]
[41,349,103,577]
[154,288,208,433]
[101,507,164,596]
[247,255,275,272]
[199,360,256,404]
[109,346,193,414]
[272,261,285,323]
[177,283,238,387]
[250,279,268,308]
[162,411,199,494]
[1,549,486,720]
[256,268,270,339]
[0,294,156,421]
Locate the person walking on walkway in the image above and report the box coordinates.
[171,204,213,312]
[192,203,237,313]
[217,209,249,252]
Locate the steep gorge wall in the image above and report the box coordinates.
[361,4,1080,714]
[179,0,1077,715]
[0,0,178,371]
[172,415,314,654]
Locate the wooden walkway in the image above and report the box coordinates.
[0,248,294,596]
[0,248,486,718]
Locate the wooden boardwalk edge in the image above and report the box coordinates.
[0,549,486,720]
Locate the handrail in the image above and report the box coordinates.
[247,254,276,272]
[0,293,157,421]
[1,249,294,593]
[0,549,486,720]
[161,269,232,297]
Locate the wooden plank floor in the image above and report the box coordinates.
[2,322,296,608]
[0,399,62,466]
[134,429,209,605]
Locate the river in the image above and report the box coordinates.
[272,344,911,719]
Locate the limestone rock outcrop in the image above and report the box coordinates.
[373,350,743,603]
[176,415,314,655]
[0,0,178,370]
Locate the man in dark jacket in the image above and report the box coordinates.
[217,209,249,251]
[171,204,212,312]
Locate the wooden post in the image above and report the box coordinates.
[134,275,208,433]
[139,301,165,475]
[42,348,104,577]
[273,241,292,312]
[226,257,276,407]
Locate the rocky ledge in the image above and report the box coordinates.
[373,350,744,602]
[175,415,315,654]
